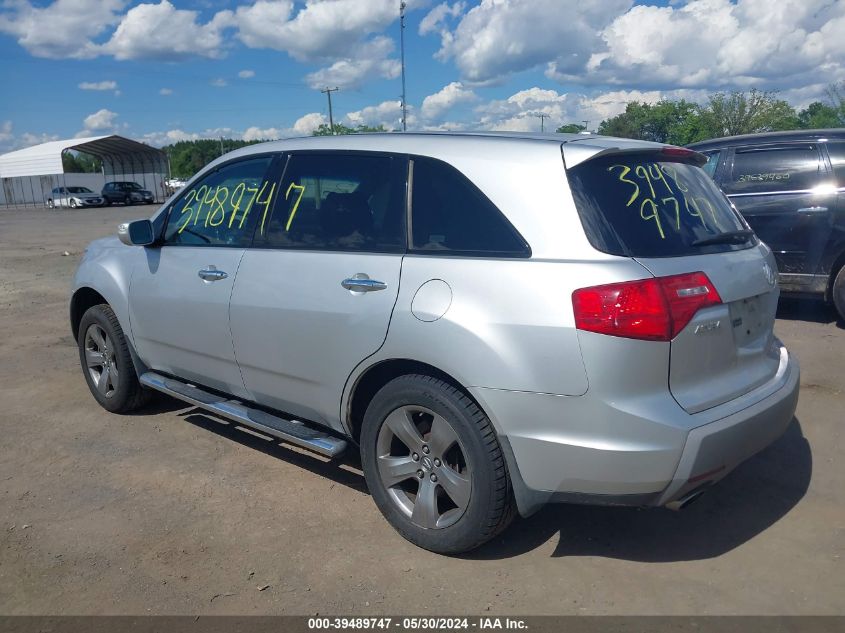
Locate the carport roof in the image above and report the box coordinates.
[0,134,165,178]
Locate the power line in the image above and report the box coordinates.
[320,86,339,133]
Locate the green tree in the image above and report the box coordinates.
[556,123,585,134]
[697,89,800,138]
[162,139,262,179]
[62,151,102,173]
[797,102,843,129]
[312,123,387,136]
[597,100,705,145]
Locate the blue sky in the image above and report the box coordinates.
[1,0,843,151]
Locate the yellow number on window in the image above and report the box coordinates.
[284,182,306,231]
[641,198,665,239]
[608,164,639,207]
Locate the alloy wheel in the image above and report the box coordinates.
[84,324,118,397]
[376,405,472,529]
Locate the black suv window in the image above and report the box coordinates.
[410,156,529,256]
[567,153,749,258]
[724,144,822,194]
[700,150,721,178]
[259,152,405,252]
[163,155,277,247]
[826,141,845,187]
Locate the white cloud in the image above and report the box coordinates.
[428,0,632,84]
[0,0,124,59]
[0,121,61,152]
[419,1,465,36]
[238,69,255,78]
[421,81,476,121]
[103,0,235,60]
[234,0,401,61]
[210,78,228,87]
[291,112,326,136]
[79,80,118,91]
[344,100,406,131]
[82,108,118,132]
[473,87,702,132]
[304,36,399,90]
[554,0,845,90]
[242,126,280,141]
[159,88,173,95]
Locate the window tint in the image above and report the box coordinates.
[724,145,822,194]
[410,157,529,256]
[567,154,749,258]
[259,153,405,252]
[827,141,845,187]
[700,150,721,178]
[163,155,276,247]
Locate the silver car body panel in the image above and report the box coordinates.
[71,132,800,516]
[129,246,251,399]
[230,250,403,426]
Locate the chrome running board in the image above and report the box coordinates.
[139,372,347,458]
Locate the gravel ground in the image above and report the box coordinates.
[0,205,842,615]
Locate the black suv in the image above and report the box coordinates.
[101,181,155,205]
[689,129,845,319]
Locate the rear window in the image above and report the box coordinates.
[567,154,750,258]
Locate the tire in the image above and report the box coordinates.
[124,195,132,206]
[833,265,845,322]
[104,197,112,207]
[360,374,515,554]
[70,199,77,208]
[78,304,151,413]
[46,199,54,209]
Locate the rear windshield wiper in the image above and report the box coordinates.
[692,229,754,247]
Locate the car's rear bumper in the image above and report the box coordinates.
[470,343,799,517]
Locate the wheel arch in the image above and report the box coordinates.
[70,286,108,341]
[345,358,482,444]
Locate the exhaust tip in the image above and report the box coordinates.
[666,488,708,511]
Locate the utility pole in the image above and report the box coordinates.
[399,1,408,131]
[219,137,224,156]
[581,120,590,132]
[321,86,339,134]
[536,113,550,132]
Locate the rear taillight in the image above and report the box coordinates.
[572,272,721,341]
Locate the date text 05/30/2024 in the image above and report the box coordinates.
[307,617,529,630]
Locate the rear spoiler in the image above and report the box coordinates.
[562,142,708,169]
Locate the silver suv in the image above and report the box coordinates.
[70,133,800,554]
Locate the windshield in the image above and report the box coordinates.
[67,187,92,194]
[567,153,753,258]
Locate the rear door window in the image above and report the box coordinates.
[258,152,405,252]
[724,144,823,194]
[567,153,749,258]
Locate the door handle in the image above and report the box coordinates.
[797,206,828,214]
[341,275,387,292]
[198,268,228,282]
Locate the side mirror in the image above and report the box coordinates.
[117,219,155,246]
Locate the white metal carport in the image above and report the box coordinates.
[0,135,168,208]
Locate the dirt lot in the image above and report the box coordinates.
[0,205,843,615]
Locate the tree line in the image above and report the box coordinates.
[154,86,844,179]
[564,85,845,145]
